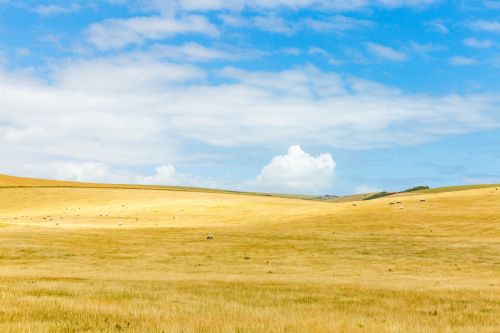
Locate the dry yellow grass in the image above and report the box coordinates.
[0,175,499,332]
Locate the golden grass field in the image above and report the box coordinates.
[0,174,499,332]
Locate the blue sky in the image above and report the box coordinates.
[0,0,499,195]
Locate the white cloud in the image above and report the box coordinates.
[218,65,346,95]
[463,38,493,49]
[16,48,31,57]
[0,159,223,189]
[34,3,80,15]
[304,15,373,32]
[137,164,178,184]
[308,47,342,65]
[354,184,382,194]
[1,58,500,187]
[179,0,245,11]
[150,42,234,62]
[218,14,296,34]
[484,1,500,9]
[252,145,336,194]
[409,41,445,54]
[253,14,295,34]
[282,47,302,56]
[469,20,500,33]
[366,42,407,61]
[2,160,134,184]
[449,56,477,66]
[425,20,449,34]
[376,0,436,7]
[136,164,226,188]
[52,55,204,93]
[54,161,112,182]
[218,13,245,26]
[87,15,219,50]
[220,14,371,35]
[152,0,438,12]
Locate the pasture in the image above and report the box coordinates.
[0,175,499,332]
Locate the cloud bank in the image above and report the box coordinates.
[1,56,499,189]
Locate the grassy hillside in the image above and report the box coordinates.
[0,174,316,201]
[387,184,500,199]
[0,176,499,332]
[322,192,378,203]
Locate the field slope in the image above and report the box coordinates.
[0,175,499,332]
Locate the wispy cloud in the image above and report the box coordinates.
[409,41,446,55]
[87,15,219,50]
[34,3,80,16]
[449,56,477,66]
[304,15,373,32]
[220,14,372,35]
[150,43,233,62]
[253,15,295,34]
[308,47,342,65]
[469,20,500,33]
[463,38,494,49]
[151,0,440,12]
[366,42,407,61]
[484,1,500,9]
[425,20,449,34]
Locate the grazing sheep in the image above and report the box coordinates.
[352,203,358,207]
[396,201,402,204]
[420,199,426,202]
[399,206,404,210]
[390,202,395,205]
[206,234,214,240]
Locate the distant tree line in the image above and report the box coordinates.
[363,186,430,200]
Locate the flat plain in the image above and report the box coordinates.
[0,174,499,332]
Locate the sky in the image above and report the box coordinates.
[0,0,499,195]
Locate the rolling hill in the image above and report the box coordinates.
[0,174,499,332]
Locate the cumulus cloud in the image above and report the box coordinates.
[0,160,134,184]
[137,164,178,184]
[54,162,113,182]
[0,159,220,189]
[135,164,228,189]
[251,145,336,194]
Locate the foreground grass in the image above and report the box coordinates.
[0,182,499,332]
